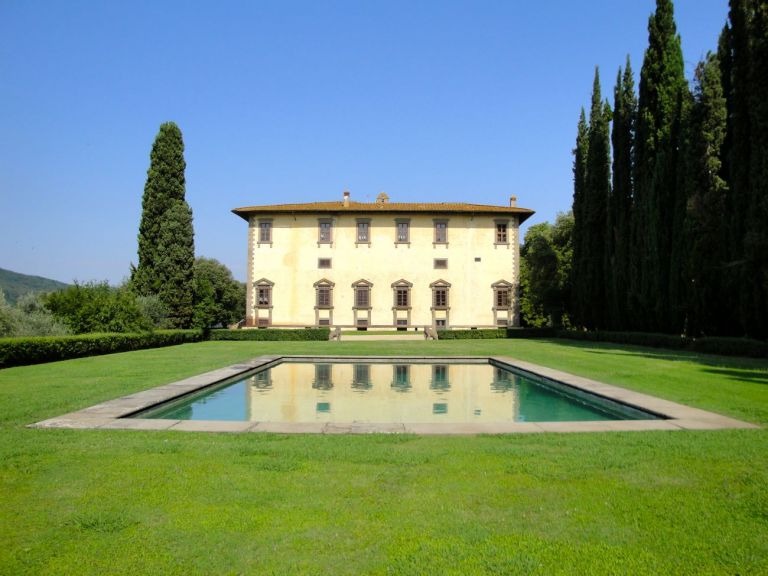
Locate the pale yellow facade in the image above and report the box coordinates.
[234,194,533,329]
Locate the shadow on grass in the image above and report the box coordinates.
[545,338,768,373]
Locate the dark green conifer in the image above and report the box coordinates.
[632,0,687,332]
[132,122,195,328]
[607,57,636,330]
[579,69,612,329]
[571,109,589,326]
[684,54,729,336]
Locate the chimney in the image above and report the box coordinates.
[509,195,517,208]
[376,191,389,205]
[343,190,350,207]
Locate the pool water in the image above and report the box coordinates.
[134,361,658,424]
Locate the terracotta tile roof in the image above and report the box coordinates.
[232,200,534,222]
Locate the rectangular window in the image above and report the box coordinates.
[396,319,408,331]
[496,289,510,308]
[434,259,448,269]
[394,365,410,386]
[356,221,369,242]
[396,221,410,243]
[317,287,331,308]
[496,222,508,244]
[435,318,447,328]
[318,220,332,243]
[433,365,448,385]
[318,258,331,269]
[259,221,272,243]
[318,318,330,326]
[433,288,448,308]
[257,286,271,307]
[314,364,332,389]
[356,318,369,327]
[355,287,370,308]
[395,288,409,307]
[353,364,371,386]
[434,221,447,243]
[257,318,270,327]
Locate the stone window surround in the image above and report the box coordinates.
[356,218,371,245]
[433,218,449,246]
[257,218,273,245]
[318,218,333,245]
[495,219,510,245]
[395,218,410,245]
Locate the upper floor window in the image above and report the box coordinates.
[356,219,370,243]
[495,220,509,244]
[434,220,448,244]
[391,279,412,309]
[318,258,332,269]
[318,219,333,244]
[254,278,274,308]
[258,220,272,243]
[395,219,410,243]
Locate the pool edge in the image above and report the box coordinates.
[29,354,761,434]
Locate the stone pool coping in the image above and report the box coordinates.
[29,355,759,435]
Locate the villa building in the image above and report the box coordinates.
[233,192,534,329]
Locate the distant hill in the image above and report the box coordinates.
[0,267,71,305]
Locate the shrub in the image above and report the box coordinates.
[0,330,202,368]
[209,328,330,341]
[45,282,152,334]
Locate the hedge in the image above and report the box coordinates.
[437,329,508,340]
[0,330,203,368]
[690,336,768,359]
[209,328,330,341]
[555,329,768,359]
[555,330,687,350]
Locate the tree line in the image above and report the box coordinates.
[524,0,767,340]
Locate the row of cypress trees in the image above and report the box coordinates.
[571,0,767,339]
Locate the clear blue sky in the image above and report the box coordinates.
[1,0,729,284]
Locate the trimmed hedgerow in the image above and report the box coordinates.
[556,330,688,350]
[209,328,330,341]
[0,330,202,368]
[437,329,508,340]
[690,336,768,359]
[555,330,768,359]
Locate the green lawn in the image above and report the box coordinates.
[1,339,766,575]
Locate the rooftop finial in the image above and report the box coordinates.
[376,191,389,205]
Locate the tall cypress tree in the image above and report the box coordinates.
[742,0,768,338]
[581,69,612,329]
[157,201,195,328]
[571,109,589,326]
[607,57,636,330]
[684,53,729,337]
[132,122,195,328]
[632,0,687,332]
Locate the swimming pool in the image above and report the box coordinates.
[132,359,659,424]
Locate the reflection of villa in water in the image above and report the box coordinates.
[245,363,522,424]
